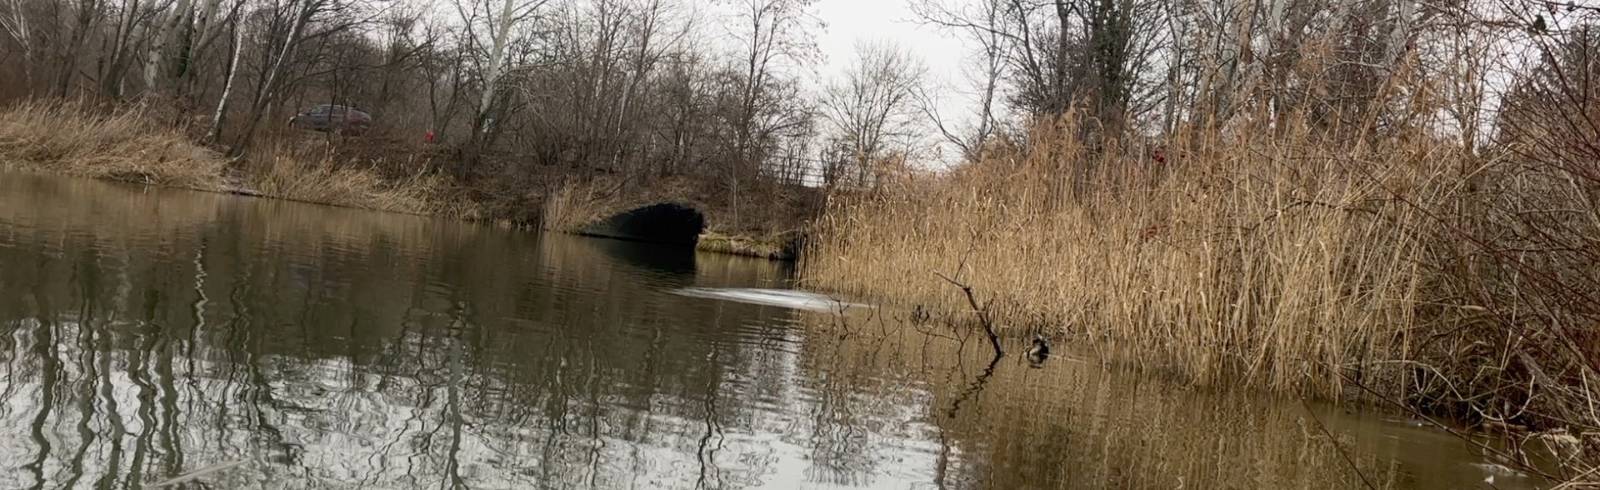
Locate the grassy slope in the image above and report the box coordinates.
[0,101,467,217]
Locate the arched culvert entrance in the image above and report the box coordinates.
[578,203,706,246]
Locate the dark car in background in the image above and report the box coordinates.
[288,104,372,135]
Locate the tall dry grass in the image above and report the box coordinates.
[539,177,616,232]
[0,101,479,219]
[806,114,1449,395]
[0,100,225,189]
[244,142,476,218]
[804,108,1600,474]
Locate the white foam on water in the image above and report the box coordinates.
[672,287,862,312]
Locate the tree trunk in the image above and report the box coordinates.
[1,0,34,92]
[100,0,149,98]
[55,0,101,97]
[205,18,243,145]
[232,0,315,155]
[473,0,519,141]
[145,0,195,93]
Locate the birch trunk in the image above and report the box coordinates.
[1,0,32,90]
[193,0,224,49]
[205,18,243,144]
[147,0,195,92]
[474,0,519,137]
[231,0,314,154]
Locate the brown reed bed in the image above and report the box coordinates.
[0,99,225,189]
[805,114,1441,394]
[800,113,1599,480]
[242,142,475,218]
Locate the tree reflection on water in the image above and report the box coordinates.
[0,173,1540,489]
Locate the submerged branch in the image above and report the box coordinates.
[934,270,1004,358]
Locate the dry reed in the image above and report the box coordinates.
[244,142,472,218]
[0,100,225,189]
[696,231,794,260]
[0,101,477,219]
[806,114,1442,394]
[802,110,1600,477]
[539,177,615,232]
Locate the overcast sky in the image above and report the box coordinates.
[814,0,964,79]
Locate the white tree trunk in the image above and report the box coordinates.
[257,0,311,106]
[475,0,519,135]
[194,0,224,46]
[205,19,244,144]
[230,0,314,153]
[0,0,33,88]
[186,0,229,85]
[145,0,193,91]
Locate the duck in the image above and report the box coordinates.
[1025,334,1051,364]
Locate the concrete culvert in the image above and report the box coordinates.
[579,203,706,246]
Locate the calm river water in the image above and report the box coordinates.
[0,172,1543,489]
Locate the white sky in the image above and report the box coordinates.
[813,0,965,81]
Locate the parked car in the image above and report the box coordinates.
[288,104,373,135]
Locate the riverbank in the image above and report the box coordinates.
[801,114,1599,481]
[0,101,806,260]
[0,101,474,215]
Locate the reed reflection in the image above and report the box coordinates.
[0,172,1541,489]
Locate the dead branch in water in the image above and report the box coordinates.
[932,232,1004,358]
[934,270,1004,358]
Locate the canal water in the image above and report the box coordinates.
[0,172,1541,488]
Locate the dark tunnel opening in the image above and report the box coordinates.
[578,203,706,246]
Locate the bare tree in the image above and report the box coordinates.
[911,0,1005,161]
[455,0,547,155]
[95,0,171,98]
[230,0,363,154]
[2,0,835,220]
[54,0,104,97]
[913,0,1164,142]
[723,0,819,227]
[819,41,926,188]
[421,18,470,144]
[145,0,195,94]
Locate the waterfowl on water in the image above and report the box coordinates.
[1025,334,1051,364]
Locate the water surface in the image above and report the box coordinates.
[0,172,1540,489]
